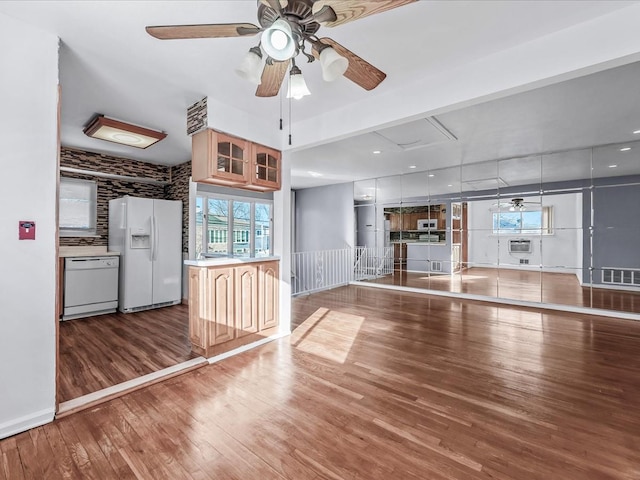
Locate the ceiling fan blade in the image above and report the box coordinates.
[259,0,288,12]
[314,38,386,91]
[146,23,261,40]
[312,0,416,27]
[256,60,290,97]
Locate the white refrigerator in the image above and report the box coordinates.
[108,196,182,313]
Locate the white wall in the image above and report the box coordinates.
[295,182,354,252]
[0,13,59,438]
[467,193,582,275]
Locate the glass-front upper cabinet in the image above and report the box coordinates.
[250,143,281,191]
[192,129,250,186]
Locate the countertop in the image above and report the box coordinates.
[59,246,120,258]
[184,256,280,267]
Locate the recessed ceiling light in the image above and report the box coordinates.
[428,174,435,177]
[373,150,381,154]
[633,130,640,134]
[609,164,618,168]
[408,165,417,169]
[308,171,323,177]
[447,184,453,187]
[619,147,631,152]
[83,114,166,149]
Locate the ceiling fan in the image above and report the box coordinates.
[145,0,416,98]
[493,198,542,211]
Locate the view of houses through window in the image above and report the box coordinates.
[492,206,553,234]
[195,194,272,258]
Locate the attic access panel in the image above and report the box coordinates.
[374,117,457,151]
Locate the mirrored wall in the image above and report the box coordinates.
[354,140,640,315]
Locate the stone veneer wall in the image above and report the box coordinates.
[60,147,171,247]
[165,161,191,253]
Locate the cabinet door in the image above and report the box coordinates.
[249,143,281,191]
[389,213,401,231]
[208,267,235,345]
[188,267,207,350]
[214,132,250,184]
[258,262,279,331]
[235,264,259,338]
[191,129,249,186]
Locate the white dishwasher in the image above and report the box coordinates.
[63,256,119,320]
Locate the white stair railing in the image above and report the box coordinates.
[354,246,394,280]
[291,247,394,295]
[291,248,353,295]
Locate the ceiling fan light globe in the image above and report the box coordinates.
[287,71,311,100]
[235,49,264,85]
[319,46,349,81]
[261,19,296,61]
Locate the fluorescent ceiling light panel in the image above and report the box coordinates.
[84,115,167,149]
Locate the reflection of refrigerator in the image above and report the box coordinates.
[108,196,182,313]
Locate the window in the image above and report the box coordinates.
[195,193,272,258]
[492,206,553,234]
[59,177,97,236]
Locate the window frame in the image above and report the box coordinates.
[59,177,98,237]
[195,192,273,258]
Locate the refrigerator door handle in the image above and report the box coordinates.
[152,215,159,261]
[150,215,156,261]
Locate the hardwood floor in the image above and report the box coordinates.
[58,304,200,402]
[4,285,640,479]
[364,267,640,313]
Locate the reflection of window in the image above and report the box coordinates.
[59,177,97,237]
[492,206,553,234]
[195,194,272,258]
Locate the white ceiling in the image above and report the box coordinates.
[0,0,639,188]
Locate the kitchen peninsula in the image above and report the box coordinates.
[184,256,279,357]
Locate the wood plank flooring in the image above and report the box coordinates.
[58,304,199,402]
[4,285,640,479]
[365,267,640,313]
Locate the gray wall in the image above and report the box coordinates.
[583,182,640,284]
[295,182,354,252]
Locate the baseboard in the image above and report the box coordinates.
[0,408,55,440]
[181,297,189,305]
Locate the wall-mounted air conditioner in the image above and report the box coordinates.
[508,239,532,253]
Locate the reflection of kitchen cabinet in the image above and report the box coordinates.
[389,213,402,231]
[393,243,407,268]
[192,129,250,187]
[192,129,281,192]
[188,260,279,357]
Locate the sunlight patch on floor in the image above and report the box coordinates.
[291,307,364,364]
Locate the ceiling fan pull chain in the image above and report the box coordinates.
[279,83,283,130]
[289,91,292,145]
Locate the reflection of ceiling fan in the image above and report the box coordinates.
[146,0,415,98]
[493,198,542,211]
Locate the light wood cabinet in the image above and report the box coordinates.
[248,143,281,191]
[188,260,279,357]
[235,264,259,338]
[258,262,279,331]
[209,267,235,345]
[192,129,250,187]
[192,129,281,192]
